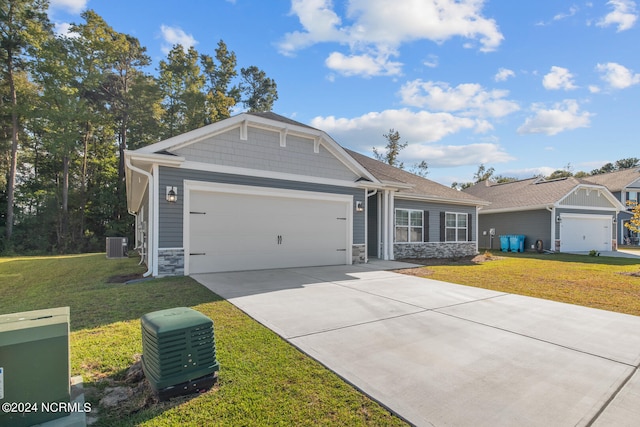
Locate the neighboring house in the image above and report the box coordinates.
[581,168,640,246]
[125,112,487,277]
[463,177,625,253]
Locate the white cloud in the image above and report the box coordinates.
[398,80,520,118]
[553,5,579,21]
[279,0,347,54]
[325,50,403,77]
[160,25,198,54]
[49,0,87,14]
[494,68,515,82]
[588,85,601,93]
[279,0,504,75]
[517,100,593,136]
[597,0,638,31]
[596,62,640,89]
[542,66,578,90]
[423,54,439,68]
[311,109,487,150]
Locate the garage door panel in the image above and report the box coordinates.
[560,215,611,252]
[188,189,350,274]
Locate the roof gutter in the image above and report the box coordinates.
[398,192,491,207]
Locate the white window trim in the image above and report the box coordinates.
[445,212,468,243]
[395,208,424,243]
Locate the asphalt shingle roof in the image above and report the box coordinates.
[581,168,640,192]
[345,149,486,204]
[463,177,587,210]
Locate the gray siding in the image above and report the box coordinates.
[478,209,550,251]
[173,127,358,181]
[158,166,366,247]
[394,199,476,243]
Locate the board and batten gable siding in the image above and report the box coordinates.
[393,199,476,242]
[172,127,359,182]
[559,187,618,209]
[477,209,551,251]
[157,166,366,248]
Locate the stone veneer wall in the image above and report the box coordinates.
[158,248,185,277]
[352,244,366,264]
[394,242,477,259]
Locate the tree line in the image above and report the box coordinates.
[1,2,278,254]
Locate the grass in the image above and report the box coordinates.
[402,249,640,316]
[0,254,407,427]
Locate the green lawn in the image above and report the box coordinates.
[404,250,640,316]
[0,254,406,427]
[2,251,638,426]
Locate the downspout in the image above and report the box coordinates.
[125,155,154,277]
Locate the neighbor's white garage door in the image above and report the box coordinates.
[187,186,351,274]
[560,214,611,252]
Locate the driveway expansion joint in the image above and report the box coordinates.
[434,310,638,368]
[287,309,430,340]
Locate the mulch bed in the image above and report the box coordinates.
[106,273,145,283]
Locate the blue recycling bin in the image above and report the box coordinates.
[499,235,510,252]
[509,235,525,252]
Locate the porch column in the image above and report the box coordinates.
[386,190,395,260]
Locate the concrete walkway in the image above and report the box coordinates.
[194,261,640,427]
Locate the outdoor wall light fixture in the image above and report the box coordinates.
[556,215,561,222]
[166,186,178,203]
[356,201,364,212]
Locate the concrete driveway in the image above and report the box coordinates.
[193,261,640,427]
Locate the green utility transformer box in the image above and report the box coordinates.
[141,307,219,401]
[0,307,71,427]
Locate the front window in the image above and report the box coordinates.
[627,191,639,209]
[445,212,467,242]
[395,209,423,242]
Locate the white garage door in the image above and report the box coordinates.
[560,214,611,252]
[187,186,351,274]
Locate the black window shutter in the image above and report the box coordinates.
[423,211,429,242]
[468,212,473,241]
[440,211,445,242]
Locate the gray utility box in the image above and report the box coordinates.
[0,307,71,427]
[106,237,128,258]
[141,307,219,401]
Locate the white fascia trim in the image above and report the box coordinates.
[559,213,616,220]
[184,180,354,203]
[126,151,185,167]
[396,193,491,207]
[180,160,360,188]
[379,180,414,190]
[478,204,554,214]
[137,115,248,154]
[556,204,620,212]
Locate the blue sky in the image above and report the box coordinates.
[48,0,640,186]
